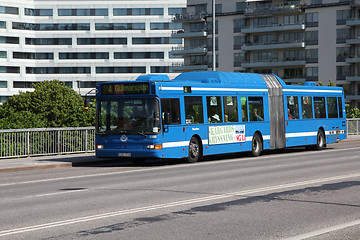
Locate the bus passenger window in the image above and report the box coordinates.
[287,96,299,119]
[161,98,181,124]
[223,96,238,122]
[338,97,343,118]
[301,96,313,119]
[207,96,222,123]
[241,96,248,122]
[314,97,326,118]
[249,97,264,121]
[184,96,204,124]
[327,97,338,118]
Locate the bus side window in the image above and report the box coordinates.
[161,98,181,124]
[184,96,204,124]
[314,97,326,118]
[327,97,338,118]
[338,97,343,118]
[301,96,313,119]
[207,96,222,123]
[241,96,248,122]
[223,96,238,122]
[249,97,264,121]
[287,96,299,119]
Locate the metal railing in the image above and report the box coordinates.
[0,120,359,159]
[347,118,360,135]
[0,127,95,159]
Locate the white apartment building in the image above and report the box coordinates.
[0,0,186,101]
[172,0,360,108]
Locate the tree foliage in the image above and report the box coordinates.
[0,80,95,129]
[346,104,360,118]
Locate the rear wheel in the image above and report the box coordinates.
[315,129,326,150]
[187,137,200,163]
[251,133,262,157]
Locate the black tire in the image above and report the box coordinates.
[315,130,326,150]
[251,133,262,157]
[187,137,200,163]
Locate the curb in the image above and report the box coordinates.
[0,162,72,173]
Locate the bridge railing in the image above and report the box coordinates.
[347,118,360,135]
[0,127,95,159]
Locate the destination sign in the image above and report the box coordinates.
[101,83,149,95]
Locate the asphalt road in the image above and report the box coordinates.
[1,141,360,240]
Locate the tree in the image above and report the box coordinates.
[346,104,360,118]
[0,80,95,129]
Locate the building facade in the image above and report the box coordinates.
[172,0,360,108]
[0,0,186,101]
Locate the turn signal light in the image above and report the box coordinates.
[147,145,162,150]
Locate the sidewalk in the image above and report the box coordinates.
[0,135,359,173]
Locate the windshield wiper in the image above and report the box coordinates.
[135,132,147,137]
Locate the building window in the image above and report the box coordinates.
[336,65,351,80]
[0,66,20,73]
[77,38,126,45]
[59,52,109,59]
[234,53,248,67]
[306,49,318,63]
[13,52,53,59]
[195,4,207,15]
[96,67,146,74]
[26,38,72,45]
[13,81,36,88]
[236,2,246,12]
[284,50,304,61]
[306,12,318,27]
[284,14,304,25]
[336,28,351,44]
[58,9,108,16]
[305,30,318,45]
[0,6,19,15]
[284,68,303,79]
[151,66,170,73]
[25,8,53,16]
[168,8,185,15]
[306,67,318,81]
[0,51,6,58]
[113,8,163,16]
[337,9,350,25]
[284,32,303,43]
[26,67,91,74]
[0,36,19,44]
[13,22,90,31]
[215,4,222,14]
[0,21,6,29]
[114,52,164,59]
[336,47,350,62]
[96,23,145,30]
[0,81,7,88]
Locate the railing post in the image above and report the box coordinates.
[85,129,88,153]
[58,130,60,155]
[27,131,30,157]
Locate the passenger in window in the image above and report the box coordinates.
[254,108,263,121]
[288,108,292,119]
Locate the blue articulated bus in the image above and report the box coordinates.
[95,71,346,164]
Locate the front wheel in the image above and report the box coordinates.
[251,133,262,157]
[186,137,201,163]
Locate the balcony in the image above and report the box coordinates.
[171,30,207,38]
[346,56,360,63]
[244,4,303,17]
[351,0,360,6]
[171,46,208,56]
[346,38,360,45]
[241,24,305,34]
[172,63,208,72]
[346,18,360,26]
[241,41,305,51]
[172,13,206,23]
[241,59,306,68]
[346,76,360,81]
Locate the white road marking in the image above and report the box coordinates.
[0,146,359,188]
[285,219,360,240]
[0,173,360,237]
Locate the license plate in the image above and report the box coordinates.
[118,153,131,157]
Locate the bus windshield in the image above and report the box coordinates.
[97,98,161,135]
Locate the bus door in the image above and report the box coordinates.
[161,98,185,158]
